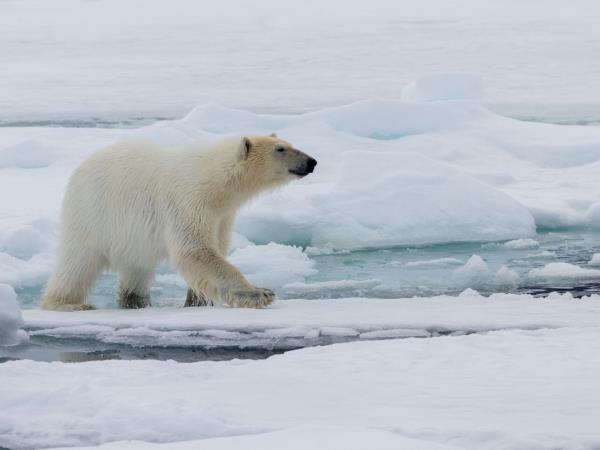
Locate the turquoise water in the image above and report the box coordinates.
[8,229,600,363]
[15,230,600,310]
[301,230,600,298]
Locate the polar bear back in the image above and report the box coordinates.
[62,140,186,269]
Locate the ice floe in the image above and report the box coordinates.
[3,326,600,450]
[19,292,600,349]
[0,284,28,346]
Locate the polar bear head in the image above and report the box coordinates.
[237,134,317,187]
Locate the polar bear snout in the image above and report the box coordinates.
[289,154,317,177]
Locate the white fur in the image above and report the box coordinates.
[41,135,310,310]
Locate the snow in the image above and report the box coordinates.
[228,243,317,289]
[3,326,600,450]
[529,262,600,280]
[48,426,461,450]
[2,0,600,122]
[0,140,63,169]
[0,284,27,346]
[451,256,522,291]
[270,149,535,249]
[7,85,600,297]
[589,253,600,266]
[6,73,600,298]
[401,73,484,102]
[526,250,557,260]
[493,266,521,290]
[503,238,540,250]
[20,292,600,348]
[281,279,383,299]
[404,257,464,268]
[585,202,600,226]
[451,255,491,289]
[174,97,600,240]
[2,2,600,449]
[155,241,318,292]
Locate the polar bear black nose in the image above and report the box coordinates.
[306,157,317,173]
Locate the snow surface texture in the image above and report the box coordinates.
[2,0,600,122]
[0,283,27,346]
[20,291,600,349]
[2,325,600,450]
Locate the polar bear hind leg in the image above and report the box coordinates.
[41,248,106,311]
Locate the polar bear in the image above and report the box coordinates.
[41,134,317,311]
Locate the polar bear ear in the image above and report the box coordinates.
[238,136,252,160]
[269,132,278,138]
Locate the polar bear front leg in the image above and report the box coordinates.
[176,247,275,309]
[117,268,153,309]
[184,216,234,307]
[184,279,216,307]
[185,289,210,307]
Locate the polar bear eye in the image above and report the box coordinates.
[275,146,285,153]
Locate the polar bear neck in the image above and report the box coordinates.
[181,143,278,212]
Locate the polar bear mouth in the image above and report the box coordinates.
[289,169,310,177]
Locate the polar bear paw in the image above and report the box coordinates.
[184,289,214,307]
[52,303,96,311]
[229,287,275,308]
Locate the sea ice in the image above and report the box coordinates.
[0,283,27,346]
[4,75,600,302]
[3,326,600,450]
[493,266,521,290]
[529,262,600,280]
[588,253,600,266]
[404,257,464,268]
[452,255,491,289]
[239,149,535,249]
[502,238,540,250]
[3,0,600,120]
[228,242,317,289]
[20,292,600,348]
[47,425,462,450]
[401,73,484,102]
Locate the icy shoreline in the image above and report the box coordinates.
[19,292,600,350]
